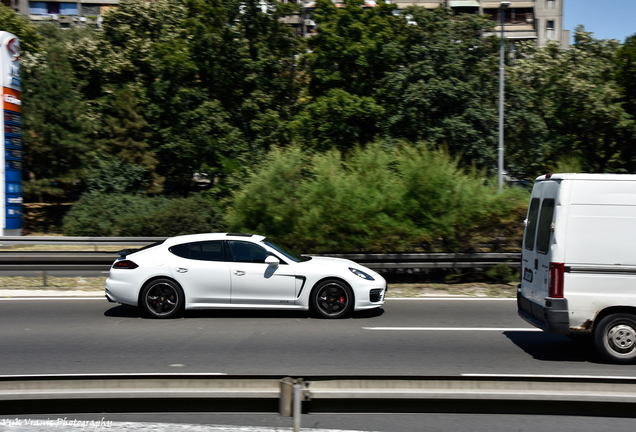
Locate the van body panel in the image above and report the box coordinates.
[518,174,636,338]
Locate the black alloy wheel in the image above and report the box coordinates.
[311,280,353,319]
[141,279,184,319]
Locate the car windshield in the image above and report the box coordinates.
[263,240,311,263]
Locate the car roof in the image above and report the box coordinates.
[163,233,266,247]
[535,173,636,182]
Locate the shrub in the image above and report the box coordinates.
[485,263,517,283]
[226,143,530,253]
[63,192,224,236]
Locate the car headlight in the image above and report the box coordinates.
[349,267,374,281]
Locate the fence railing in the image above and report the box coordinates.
[0,236,520,273]
[1,374,635,418]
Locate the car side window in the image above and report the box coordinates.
[169,241,226,261]
[228,241,267,263]
[190,241,225,261]
[169,243,189,259]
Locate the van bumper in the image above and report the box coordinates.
[517,290,570,334]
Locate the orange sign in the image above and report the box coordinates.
[3,86,21,113]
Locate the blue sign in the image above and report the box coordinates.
[5,170,20,182]
[5,160,21,170]
[5,148,21,159]
[5,137,21,148]
[6,182,21,194]
[5,217,20,229]
[6,195,21,205]
[5,206,21,217]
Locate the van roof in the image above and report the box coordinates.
[535,173,636,182]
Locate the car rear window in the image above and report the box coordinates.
[536,199,555,254]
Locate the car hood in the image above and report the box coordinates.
[303,256,357,266]
[302,256,380,277]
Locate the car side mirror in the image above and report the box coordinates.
[265,255,280,266]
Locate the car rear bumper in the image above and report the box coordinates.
[517,289,570,334]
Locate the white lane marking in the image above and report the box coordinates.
[0,297,104,301]
[462,373,636,380]
[386,297,516,301]
[363,327,542,332]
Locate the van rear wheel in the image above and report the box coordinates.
[594,314,636,364]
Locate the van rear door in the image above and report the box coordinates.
[520,179,559,310]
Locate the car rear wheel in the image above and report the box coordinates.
[593,313,636,364]
[311,280,353,319]
[141,279,184,319]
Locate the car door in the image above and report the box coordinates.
[227,240,297,305]
[167,240,231,305]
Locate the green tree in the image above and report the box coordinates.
[0,4,41,53]
[379,6,500,168]
[615,32,636,172]
[22,39,93,200]
[507,27,635,178]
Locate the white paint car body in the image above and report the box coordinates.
[105,233,387,318]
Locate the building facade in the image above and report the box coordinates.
[2,0,568,48]
[393,0,568,48]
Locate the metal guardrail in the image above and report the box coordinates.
[0,236,166,245]
[2,374,636,417]
[0,237,521,273]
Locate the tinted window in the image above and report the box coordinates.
[524,198,540,251]
[169,243,190,259]
[229,241,267,263]
[190,241,225,261]
[169,241,225,261]
[536,199,555,254]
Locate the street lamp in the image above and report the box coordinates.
[498,1,510,192]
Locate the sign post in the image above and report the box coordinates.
[0,32,21,236]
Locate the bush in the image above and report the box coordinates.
[226,143,530,253]
[62,192,224,236]
[485,263,517,283]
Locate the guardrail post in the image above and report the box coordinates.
[279,377,293,417]
[293,381,302,432]
[42,270,48,287]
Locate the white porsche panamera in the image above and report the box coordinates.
[105,233,387,319]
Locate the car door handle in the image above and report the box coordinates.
[234,270,245,276]
[176,268,188,273]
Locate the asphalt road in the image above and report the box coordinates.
[1,297,634,377]
[3,297,636,432]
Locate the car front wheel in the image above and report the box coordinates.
[141,279,184,319]
[593,313,636,364]
[311,280,353,319]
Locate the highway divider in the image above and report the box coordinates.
[1,374,636,417]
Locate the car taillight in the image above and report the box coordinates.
[548,262,564,298]
[112,260,138,269]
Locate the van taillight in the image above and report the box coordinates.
[113,260,138,269]
[548,262,564,298]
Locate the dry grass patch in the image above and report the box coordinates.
[387,282,517,298]
[0,276,106,291]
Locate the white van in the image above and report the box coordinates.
[517,173,636,363]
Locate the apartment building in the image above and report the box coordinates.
[402,0,569,48]
[3,0,568,48]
